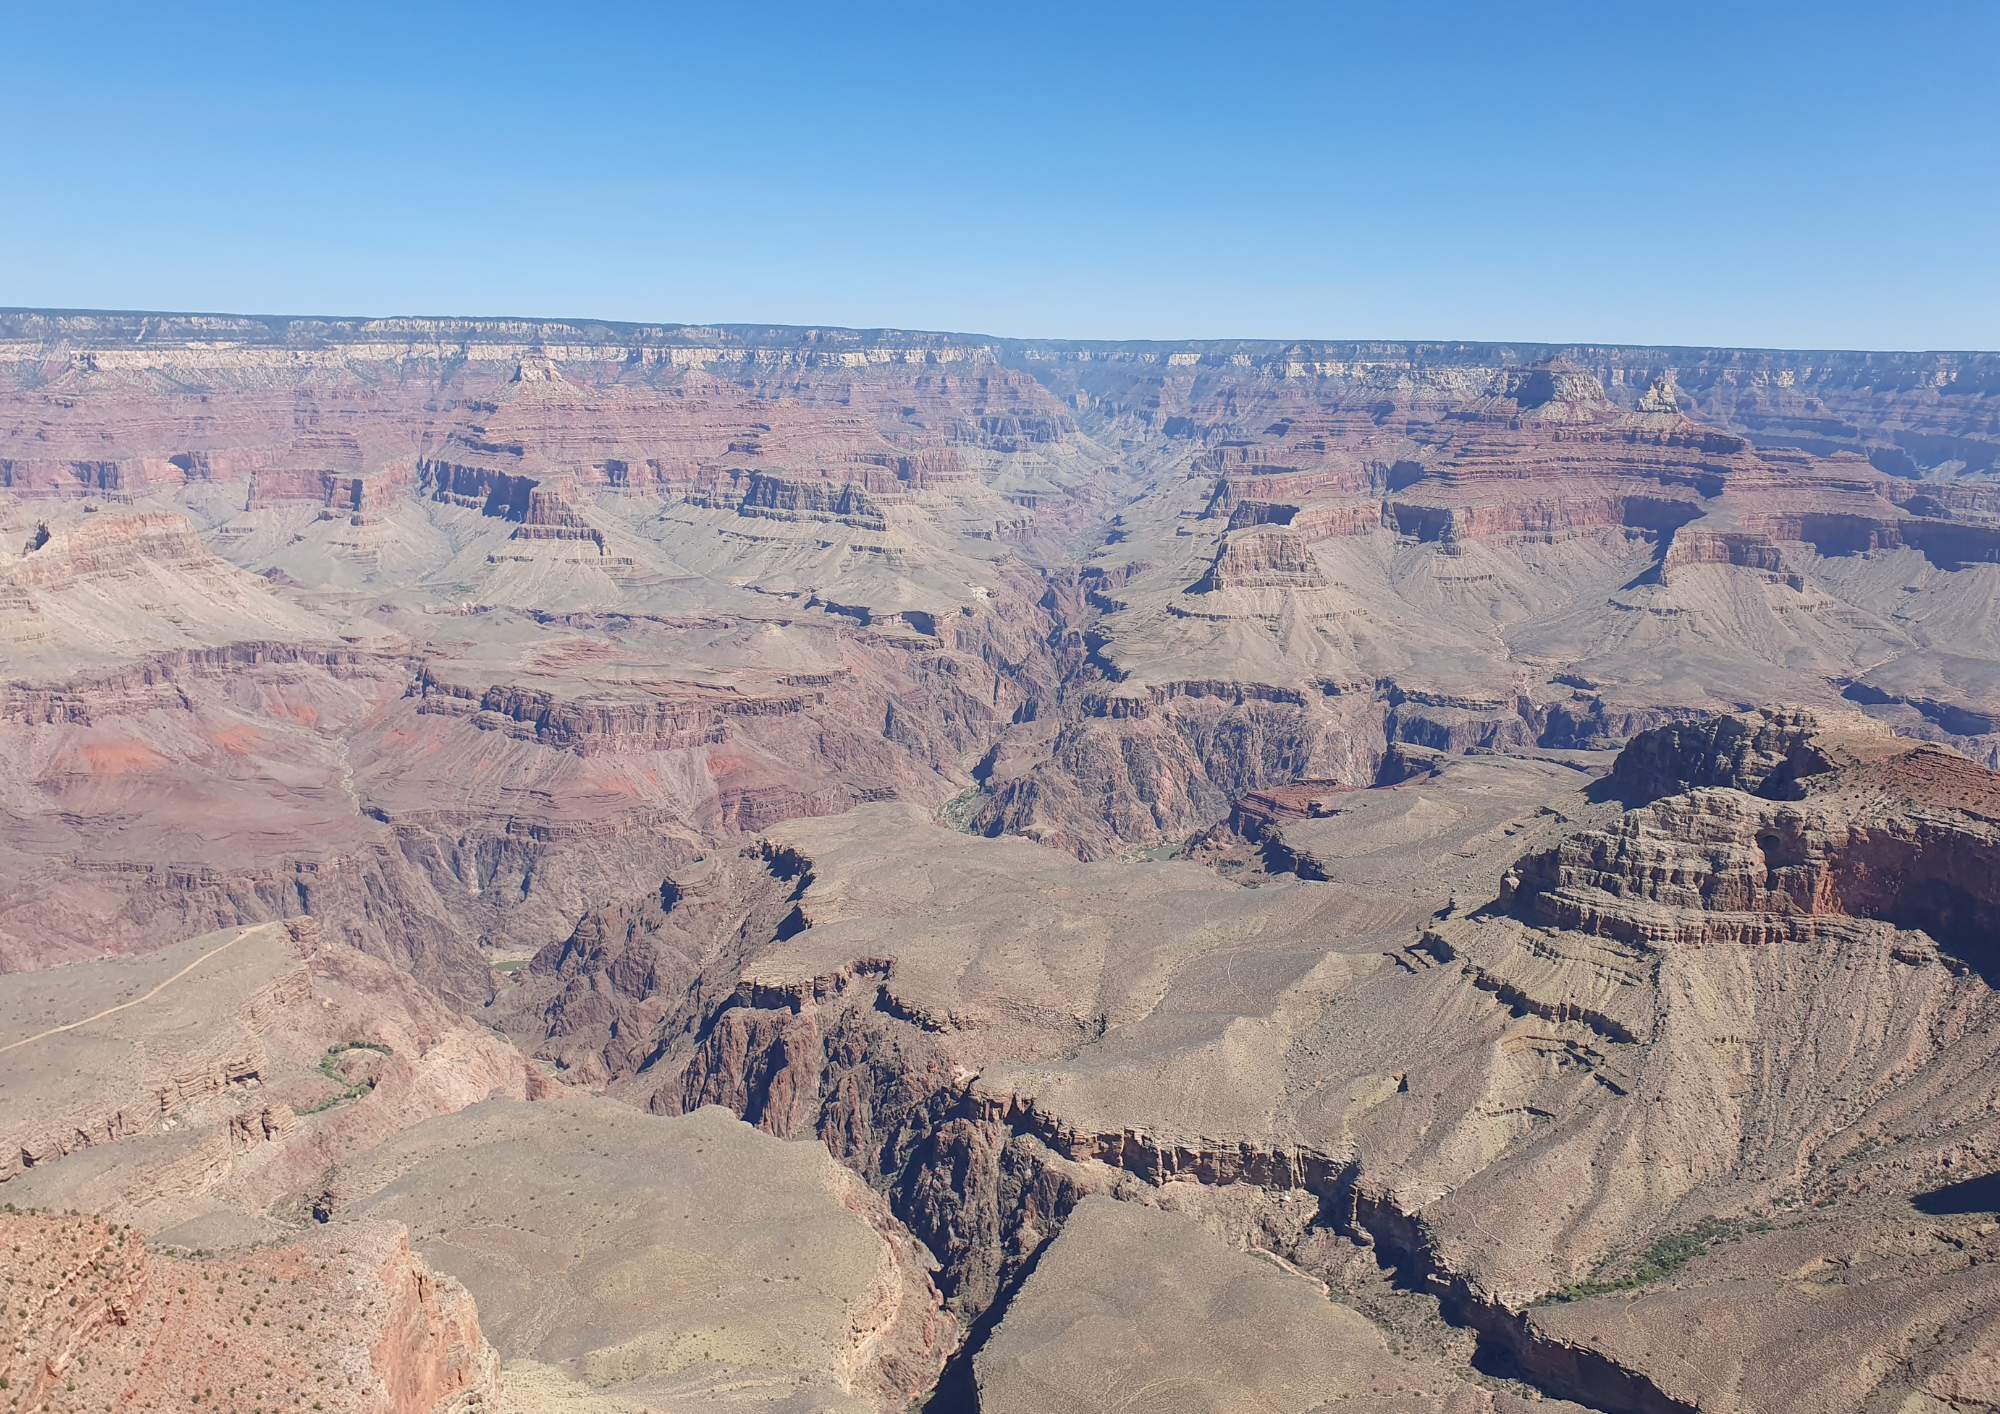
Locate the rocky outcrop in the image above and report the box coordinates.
[1607,704,1936,802]
[1217,778,1356,842]
[249,461,417,512]
[1,1214,500,1414]
[416,672,740,755]
[1656,526,1799,586]
[0,918,534,1225]
[1505,777,2000,959]
[1225,497,1383,539]
[1193,528,1328,590]
[971,687,1391,857]
[4,510,218,587]
[735,470,893,529]
[421,460,541,516]
[0,1213,148,1408]
[1508,716,2000,971]
[506,485,605,550]
[365,1224,501,1414]
[497,846,806,1084]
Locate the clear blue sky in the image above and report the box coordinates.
[4,2,1995,349]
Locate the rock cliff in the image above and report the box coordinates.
[481,720,2000,1412]
[2,309,2000,1411]
[0,917,534,1226]
[0,1213,500,1414]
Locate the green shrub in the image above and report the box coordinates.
[1546,1216,1740,1301]
[298,1043,393,1114]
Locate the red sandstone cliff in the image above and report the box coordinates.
[0,1214,499,1414]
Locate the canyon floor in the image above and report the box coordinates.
[2,313,1999,1413]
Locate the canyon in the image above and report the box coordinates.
[2,309,1999,1412]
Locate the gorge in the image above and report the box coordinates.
[3,309,1999,1413]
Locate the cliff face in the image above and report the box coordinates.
[1506,762,2000,958]
[2,314,1997,909]
[0,1214,500,1414]
[0,918,534,1227]
[1196,528,1329,590]
[1606,703,1940,800]
[472,718,2000,1412]
[3,310,2000,1410]
[364,1225,500,1414]
[1343,713,2000,1412]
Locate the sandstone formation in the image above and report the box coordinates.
[0,1212,499,1414]
[4,309,2000,1412]
[0,917,532,1228]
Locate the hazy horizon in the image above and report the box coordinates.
[6,304,1997,357]
[5,1,1996,351]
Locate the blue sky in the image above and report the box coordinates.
[4,2,1995,348]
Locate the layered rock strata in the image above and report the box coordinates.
[0,917,534,1228]
[4,314,2000,906]
[2,307,2000,1410]
[481,713,2000,1412]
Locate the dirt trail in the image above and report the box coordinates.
[0,922,268,1056]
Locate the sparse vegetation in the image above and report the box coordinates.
[297,1043,392,1115]
[1543,1217,1751,1302]
[935,788,985,833]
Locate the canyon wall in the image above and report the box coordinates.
[3,310,2000,1409]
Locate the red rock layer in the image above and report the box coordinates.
[0,1214,498,1414]
[1184,363,2000,575]
[6,512,219,589]
[1196,529,1329,590]
[1506,712,2000,960]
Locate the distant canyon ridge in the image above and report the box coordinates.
[2,309,1995,971]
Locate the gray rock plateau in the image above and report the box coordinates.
[3,311,2000,1412]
